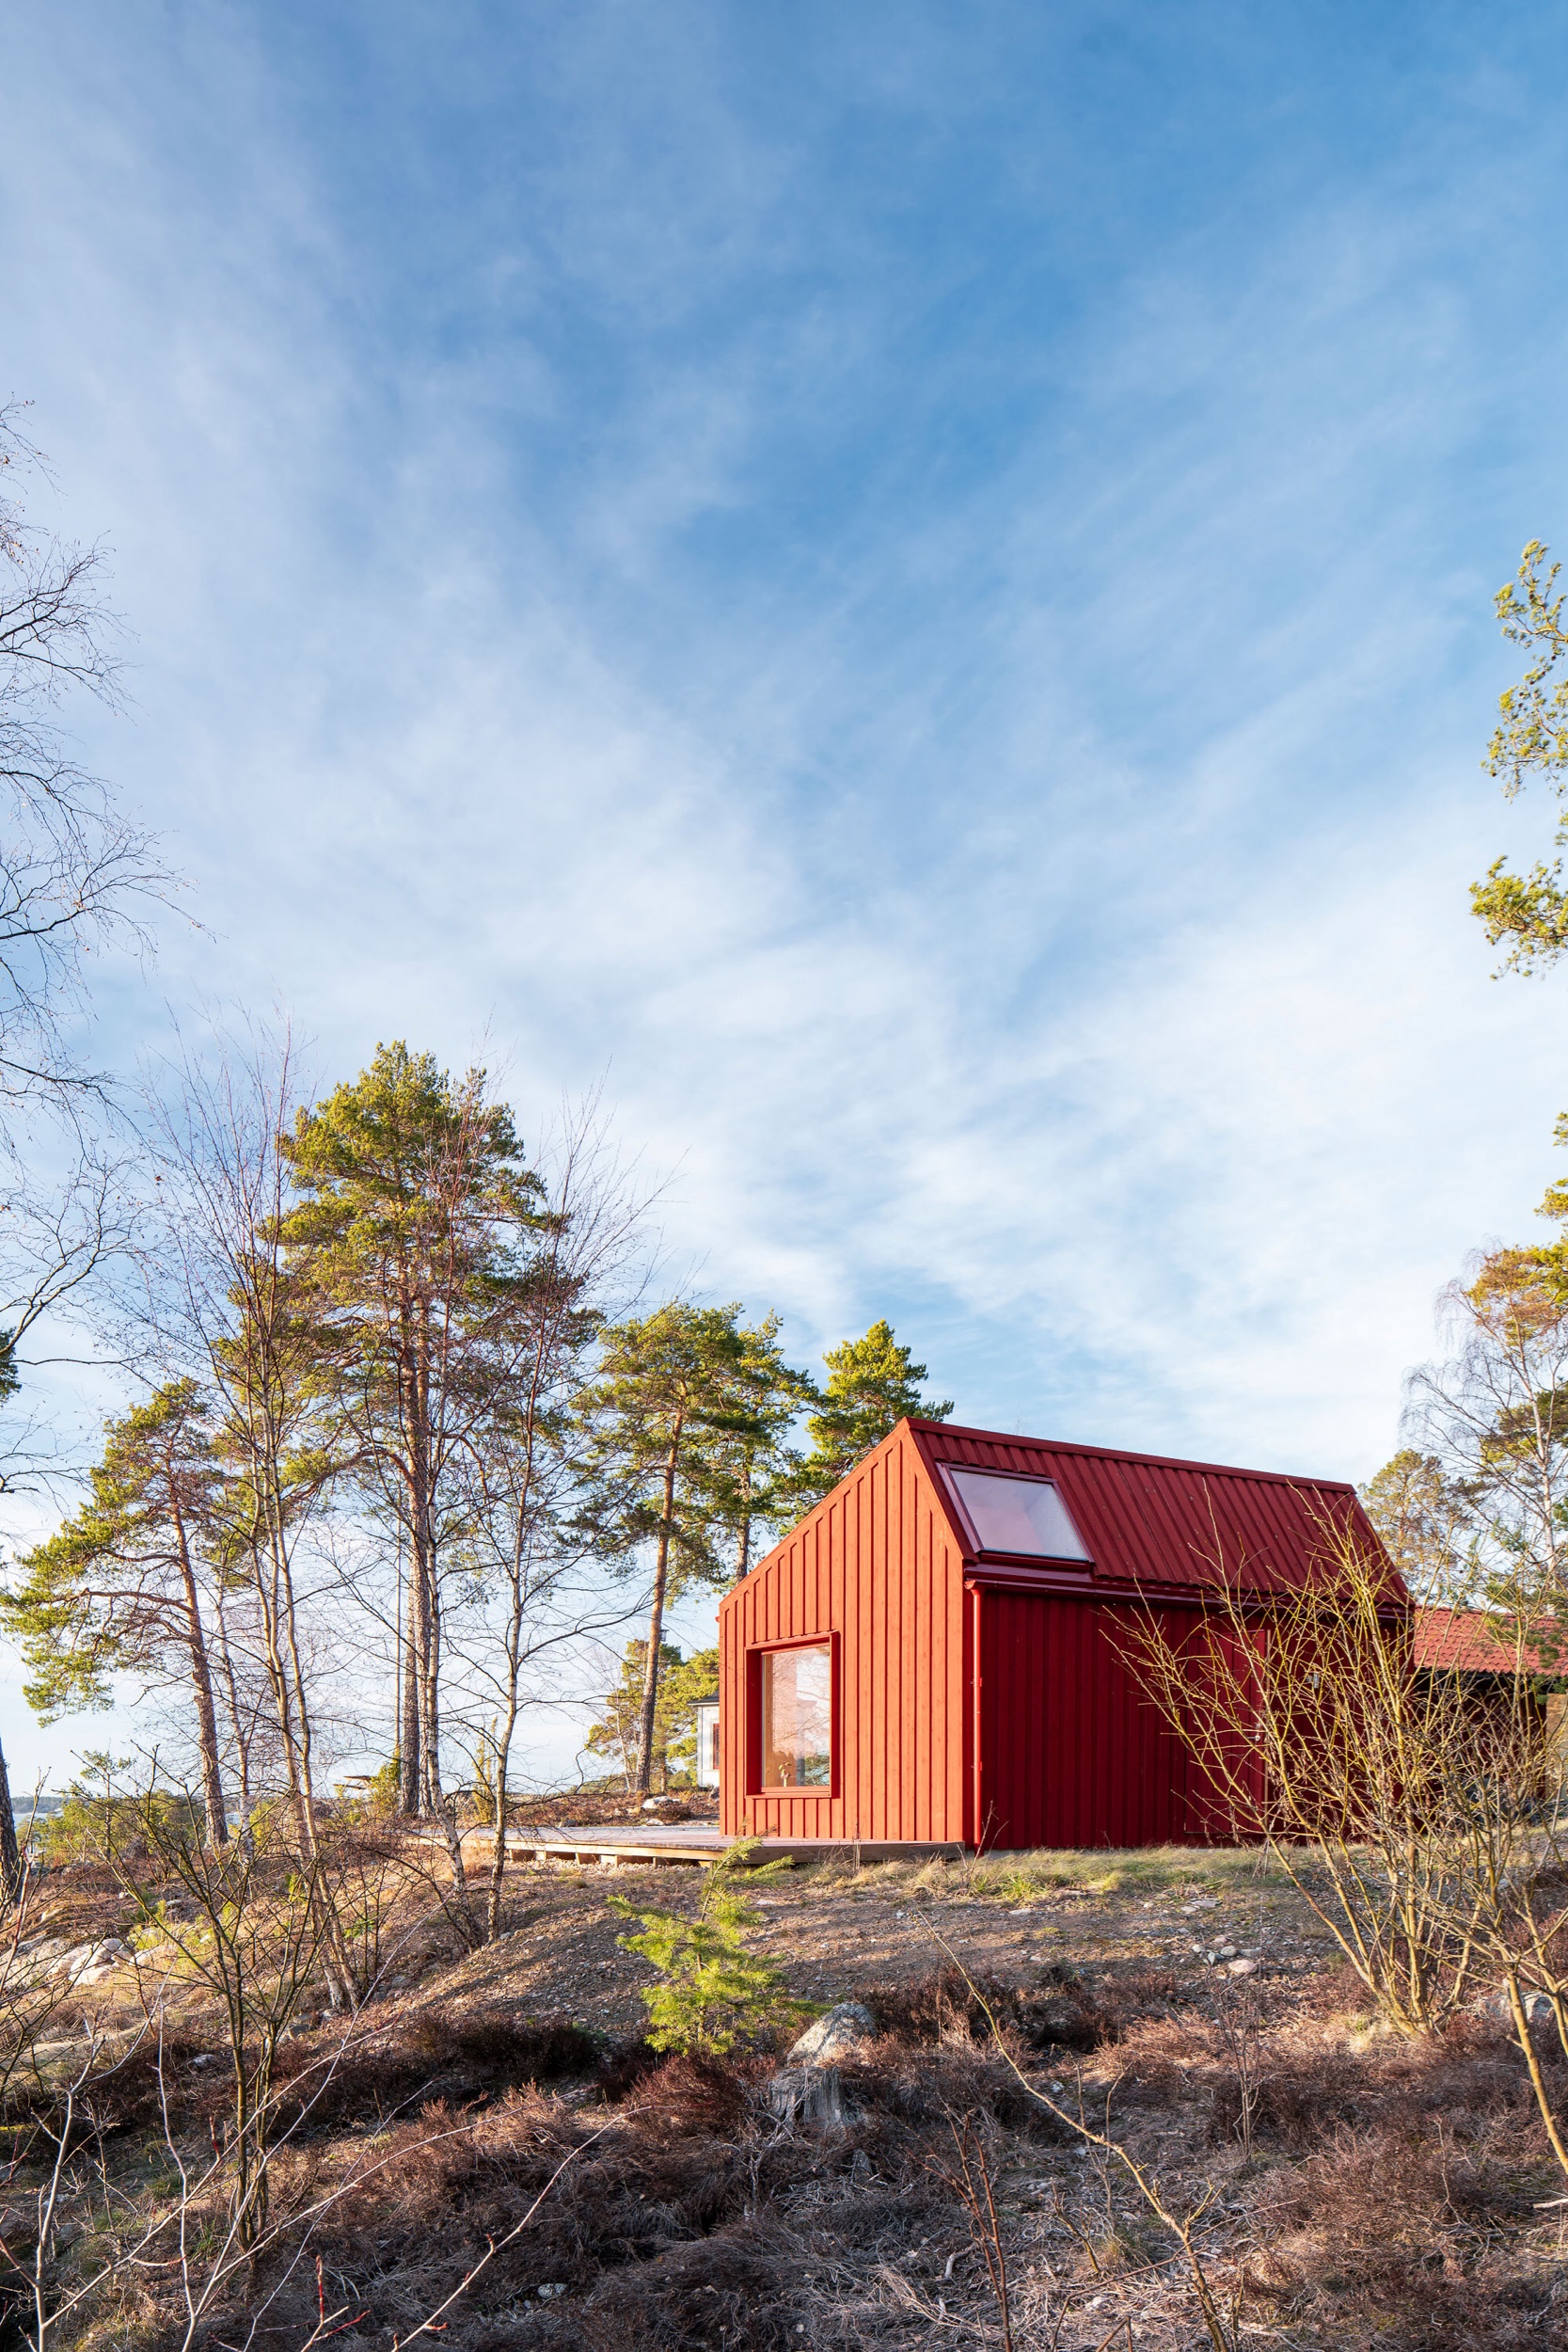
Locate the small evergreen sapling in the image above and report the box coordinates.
[609,1842,806,2055]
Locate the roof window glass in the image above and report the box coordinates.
[946,1468,1090,1561]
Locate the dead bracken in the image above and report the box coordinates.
[0,1841,1564,2348]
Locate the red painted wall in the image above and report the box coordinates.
[718,1424,968,1841]
[973,1589,1198,1848]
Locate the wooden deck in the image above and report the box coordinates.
[457,1826,965,1871]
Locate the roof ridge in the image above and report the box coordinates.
[907,1419,1355,1492]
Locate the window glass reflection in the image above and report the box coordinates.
[761,1645,832,1787]
[947,1469,1090,1560]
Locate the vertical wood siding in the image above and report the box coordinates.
[718,1429,967,1841]
[975,1590,1198,1848]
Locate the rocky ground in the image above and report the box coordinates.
[427,1844,1331,2032]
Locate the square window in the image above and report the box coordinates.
[946,1468,1090,1561]
[760,1645,832,1788]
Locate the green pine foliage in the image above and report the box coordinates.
[585,1641,718,1789]
[2,1379,226,1720]
[661,1645,720,1779]
[787,1319,953,1515]
[578,1304,779,1588]
[1357,1450,1477,1606]
[1,1380,235,1847]
[578,1302,812,1790]
[609,1842,805,2056]
[1475,541,1568,970]
[708,1313,818,1578]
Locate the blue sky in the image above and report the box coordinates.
[7,3,1568,1773]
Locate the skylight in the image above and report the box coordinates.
[945,1468,1091,1561]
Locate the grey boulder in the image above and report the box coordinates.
[787,2003,876,2066]
[767,2003,878,2130]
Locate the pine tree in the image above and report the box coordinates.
[585,1640,720,1790]
[609,1841,803,2054]
[278,1042,546,1826]
[585,1640,686,1790]
[661,1645,721,1782]
[710,1313,816,1579]
[1358,1451,1475,1606]
[579,1304,801,1794]
[786,1320,952,1515]
[2,1381,231,1846]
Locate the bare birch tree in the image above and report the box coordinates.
[0,402,178,1886]
[144,1023,356,2005]
[445,1104,646,1938]
[1406,1248,1568,1661]
[0,402,174,1129]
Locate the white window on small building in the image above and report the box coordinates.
[694,1697,721,1789]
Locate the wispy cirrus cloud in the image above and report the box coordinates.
[3,3,1568,1779]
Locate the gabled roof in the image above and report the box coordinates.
[1413,1607,1550,1675]
[905,1420,1398,1599]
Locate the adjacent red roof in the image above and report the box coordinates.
[1414,1607,1549,1675]
[905,1420,1397,1600]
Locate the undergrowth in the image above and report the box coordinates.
[5,1860,1567,2349]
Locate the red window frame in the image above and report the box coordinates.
[746,1632,840,1798]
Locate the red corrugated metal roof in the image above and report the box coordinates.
[1413,1607,1548,1674]
[904,1419,1398,1600]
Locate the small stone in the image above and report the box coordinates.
[788,2003,875,2066]
[767,2063,849,2127]
[1227,1957,1259,1977]
[1481,1988,1557,2045]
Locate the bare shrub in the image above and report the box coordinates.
[923,2107,1015,2352]
[1120,1526,1492,2035]
[114,1789,348,2249]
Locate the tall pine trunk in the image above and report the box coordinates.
[635,1428,682,1796]
[185,1634,230,1851]
[399,1611,421,1813]
[0,1739,21,1907]
[213,1591,255,1847]
[168,1488,230,1848]
[486,1687,518,1944]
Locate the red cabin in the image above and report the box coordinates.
[1413,1607,1564,1756]
[717,1417,1393,1851]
